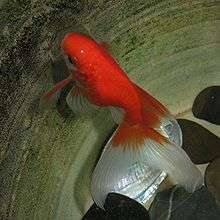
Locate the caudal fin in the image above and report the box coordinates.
[141,137,203,192]
[156,116,183,147]
[91,122,203,209]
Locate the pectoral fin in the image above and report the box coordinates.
[40,76,73,108]
[108,107,125,124]
[66,86,99,114]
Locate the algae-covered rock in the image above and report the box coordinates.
[0,0,220,219]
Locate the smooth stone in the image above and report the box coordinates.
[82,204,111,220]
[177,119,220,164]
[104,193,150,220]
[149,186,220,220]
[205,157,220,206]
[192,86,220,125]
[83,193,150,220]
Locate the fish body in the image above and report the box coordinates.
[61,33,168,140]
[42,32,203,208]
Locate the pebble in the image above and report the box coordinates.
[104,193,150,220]
[82,193,150,220]
[205,157,220,206]
[192,86,220,125]
[82,203,111,220]
[177,119,220,164]
[149,186,220,220]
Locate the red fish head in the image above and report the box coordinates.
[61,32,103,82]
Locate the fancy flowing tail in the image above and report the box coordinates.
[91,121,203,209]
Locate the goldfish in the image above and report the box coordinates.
[41,32,203,209]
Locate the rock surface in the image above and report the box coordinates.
[82,204,111,220]
[105,193,150,220]
[83,193,150,220]
[205,157,220,206]
[178,119,220,164]
[149,186,220,220]
[192,86,220,125]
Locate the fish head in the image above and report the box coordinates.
[61,32,102,83]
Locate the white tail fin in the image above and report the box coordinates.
[91,122,203,209]
[141,139,203,192]
[91,140,166,209]
[156,117,183,147]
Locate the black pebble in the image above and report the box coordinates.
[205,157,220,205]
[82,193,150,220]
[192,86,220,125]
[149,186,220,220]
[177,119,220,164]
[104,193,150,220]
[82,203,111,220]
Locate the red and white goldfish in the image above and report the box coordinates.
[41,32,203,208]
